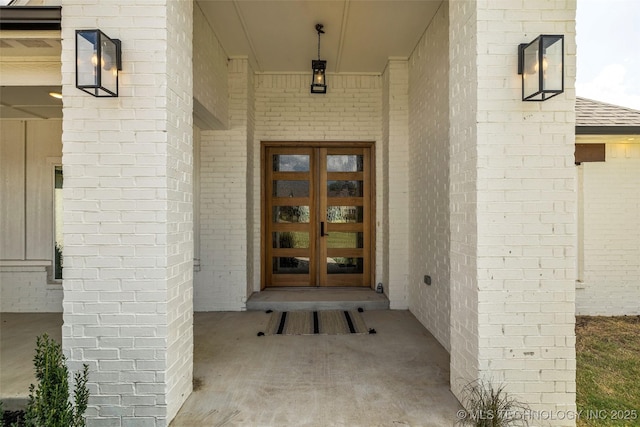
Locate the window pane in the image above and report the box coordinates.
[273,257,309,274]
[273,180,309,198]
[326,206,363,223]
[327,257,363,274]
[54,166,63,280]
[327,232,363,249]
[273,154,309,172]
[272,232,309,249]
[327,180,363,197]
[273,206,310,223]
[326,155,363,172]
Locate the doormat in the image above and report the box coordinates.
[262,310,372,336]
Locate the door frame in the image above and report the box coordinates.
[260,141,376,290]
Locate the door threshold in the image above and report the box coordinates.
[246,288,389,311]
[263,287,375,291]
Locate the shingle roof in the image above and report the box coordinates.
[576,97,640,127]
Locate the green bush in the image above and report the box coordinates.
[23,334,89,427]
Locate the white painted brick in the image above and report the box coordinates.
[193,5,228,129]
[194,57,252,311]
[450,1,577,425]
[61,1,193,426]
[196,66,385,309]
[0,267,63,312]
[406,1,450,349]
[383,59,410,310]
[250,73,383,297]
[2,1,585,425]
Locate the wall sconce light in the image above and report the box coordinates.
[311,24,327,94]
[76,29,122,97]
[518,34,564,101]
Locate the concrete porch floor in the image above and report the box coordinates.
[0,312,63,403]
[172,310,461,426]
[1,311,462,426]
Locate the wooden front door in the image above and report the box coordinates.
[263,143,374,288]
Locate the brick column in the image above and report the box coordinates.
[449,1,577,425]
[61,1,193,425]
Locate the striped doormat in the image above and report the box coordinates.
[264,310,369,335]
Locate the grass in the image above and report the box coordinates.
[576,315,640,427]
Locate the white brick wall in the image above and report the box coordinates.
[381,67,391,295]
[577,143,640,315]
[449,0,481,395]
[246,64,256,298]
[407,3,450,350]
[3,1,584,423]
[450,1,577,424]
[383,60,410,310]
[251,73,386,295]
[61,1,193,425]
[196,58,251,311]
[0,266,62,312]
[193,3,228,129]
[165,0,194,421]
[197,72,388,308]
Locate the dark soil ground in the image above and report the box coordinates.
[2,409,25,426]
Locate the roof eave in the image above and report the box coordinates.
[0,6,61,31]
[576,126,640,135]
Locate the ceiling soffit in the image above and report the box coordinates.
[196,0,443,74]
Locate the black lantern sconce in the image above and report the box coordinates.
[311,24,327,94]
[518,34,564,101]
[76,29,122,97]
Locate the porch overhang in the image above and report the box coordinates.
[0,6,61,31]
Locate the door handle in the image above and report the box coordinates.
[321,221,329,237]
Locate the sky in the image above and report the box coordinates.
[576,0,640,110]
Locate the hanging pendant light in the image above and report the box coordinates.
[311,24,327,94]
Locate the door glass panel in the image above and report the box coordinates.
[272,232,309,249]
[327,257,364,274]
[273,257,309,274]
[273,206,310,223]
[327,206,363,223]
[327,232,363,249]
[326,155,363,172]
[273,180,309,197]
[273,154,310,172]
[327,180,363,197]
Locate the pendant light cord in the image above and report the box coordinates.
[315,24,324,61]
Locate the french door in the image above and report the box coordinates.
[263,143,374,288]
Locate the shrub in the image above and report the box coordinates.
[23,334,89,427]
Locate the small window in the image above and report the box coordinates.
[54,165,63,280]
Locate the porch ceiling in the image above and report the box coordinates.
[0,1,443,119]
[196,0,443,74]
[0,85,62,119]
[0,28,61,119]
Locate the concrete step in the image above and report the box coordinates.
[246,288,389,312]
